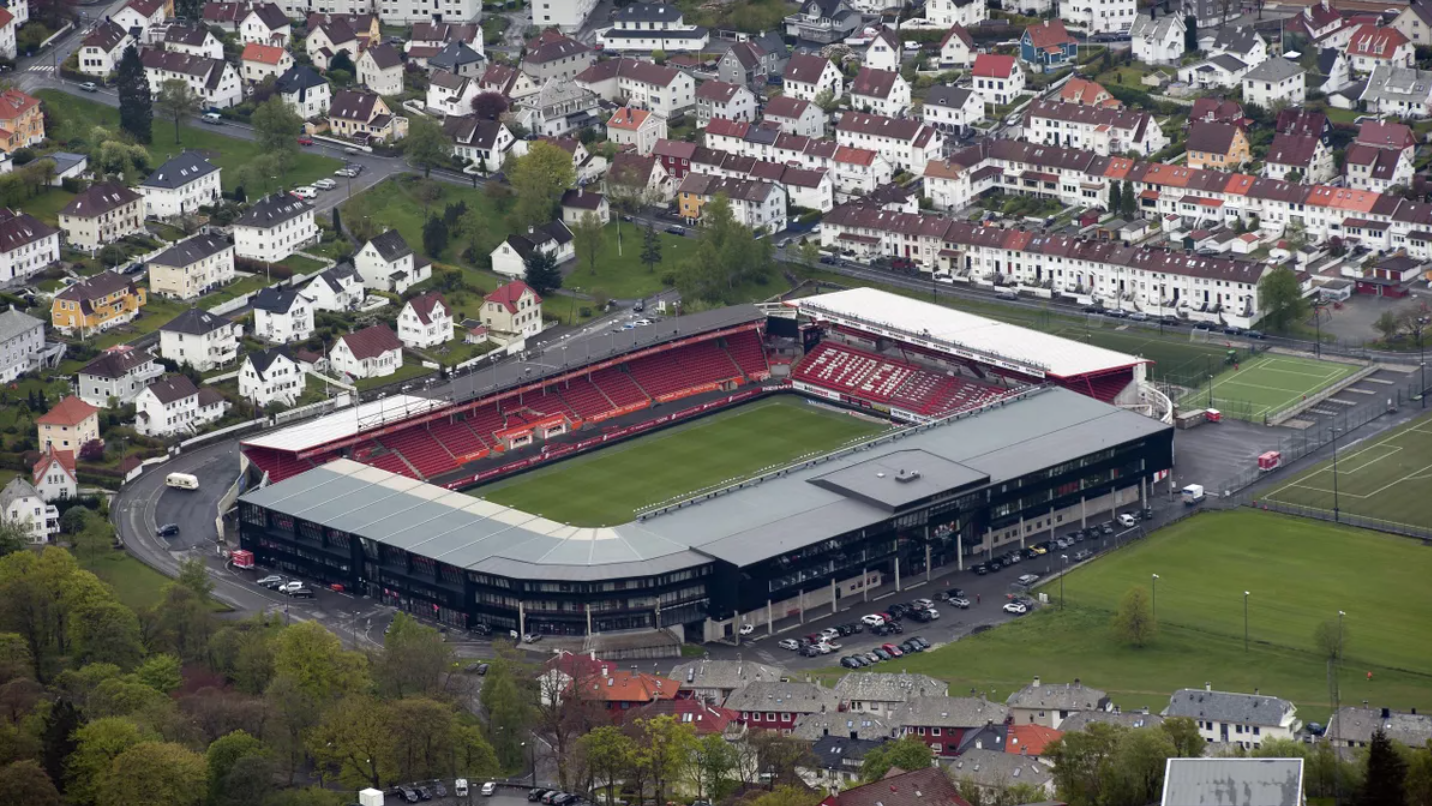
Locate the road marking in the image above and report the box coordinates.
[28,65,55,72]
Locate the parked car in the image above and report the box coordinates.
[665,225,686,236]
[313,178,337,190]
[1017,573,1040,586]
[840,656,862,669]
[398,787,420,803]
[257,575,284,588]
[1117,513,1137,528]
[277,581,305,594]
[938,587,965,601]
[416,786,433,801]
[777,638,800,651]
[291,186,317,200]
[995,290,1019,301]
[861,613,886,627]
[156,523,180,537]
[738,623,754,635]
[973,563,989,575]
[881,643,904,657]
[528,789,548,802]
[522,633,542,643]
[948,596,971,608]
[479,782,495,796]
[288,587,314,599]
[1003,602,1028,615]
[872,647,892,660]
[1073,549,1093,561]
[202,112,223,124]
[800,645,820,657]
[297,136,314,146]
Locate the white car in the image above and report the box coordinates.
[923,607,941,619]
[522,632,542,643]
[291,186,317,200]
[860,614,886,627]
[1117,513,1138,528]
[912,598,935,609]
[778,638,800,651]
[819,627,840,641]
[1017,574,1040,586]
[739,623,755,635]
[817,641,839,653]
[277,581,305,594]
[480,782,495,796]
[313,178,337,190]
[1003,602,1028,615]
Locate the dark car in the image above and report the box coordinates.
[988,558,1002,571]
[840,656,861,669]
[1193,322,1213,331]
[433,782,448,798]
[939,588,965,600]
[156,523,180,537]
[665,225,686,236]
[289,587,314,599]
[1101,523,1115,535]
[1246,330,1265,340]
[872,647,892,660]
[552,795,576,806]
[819,255,837,265]
[398,787,420,804]
[909,609,932,623]
[542,792,564,804]
[1139,507,1154,521]
[416,787,433,801]
[974,563,989,575]
[530,789,548,802]
[995,290,1019,301]
[800,645,820,657]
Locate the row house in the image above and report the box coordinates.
[77,20,133,77]
[688,147,834,212]
[1185,121,1250,171]
[783,52,843,103]
[726,682,838,734]
[140,48,242,109]
[1345,121,1417,192]
[59,183,144,251]
[1024,100,1167,157]
[676,173,788,233]
[698,124,890,201]
[234,193,317,263]
[598,2,708,52]
[0,208,59,283]
[0,308,44,385]
[849,67,910,117]
[695,80,757,127]
[835,112,942,173]
[240,346,307,408]
[575,58,695,118]
[520,29,595,83]
[833,673,947,715]
[158,307,241,372]
[1264,133,1335,184]
[763,95,825,138]
[139,152,221,219]
[890,696,1010,757]
[148,234,235,301]
[134,375,228,437]
[77,348,162,407]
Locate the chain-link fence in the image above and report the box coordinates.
[1242,499,1432,541]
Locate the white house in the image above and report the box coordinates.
[240,3,291,46]
[927,0,987,27]
[678,173,788,233]
[303,262,366,312]
[1317,48,1351,94]
[923,86,983,135]
[0,477,55,544]
[598,2,709,52]
[763,95,825,138]
[834,112,943,172]
[444,115,515,169]
[76,348,163,407]
[490,221,575,278]
[1346,24,1414,75]
[331,324,403,379]
[397,291,453,350]
[0,307,45,384]
[782,53,843,103]
[427,70,481,117]
[240,346,307,408]
[1345,121,1417,192]
[306,17,359,72]
[379,0,481,25]
[139,48,242,110]
[532,0,598,33]
[0,208,59,283]
[1264,133,1334,183]
[158,308,241,372]
[134,375,228,437]
[696,80,757,126]
[147,234,234,301]
[863,27,901,72]
[1130,12,1186,65]
[241,42,293,83]
[607,106,667,155]
[1179,54,1255,90]
[1024,100,1167,156]
[1361,65,1432,118]
[561,188,609,225]
[1162,687,1300,749]
[0,6,18,59]
[481,279,545,342]
[355,230,431,293]
[849,67,911,117]
[138,152,221,220]
[575,58,696,118]
[938,26,976,68]
[358,43,405,96]
[77,20,132,78]
[252,286,314,344]
[1241,58,1306,110]
[31,449,77,503]
[112,0,165,36]
[233,194,317,263]
[275,65,331,120]
[163,25,224,59]
[1062,0,1136,35]
[971,54,1025,106]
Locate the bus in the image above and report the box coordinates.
[165,473,200,490]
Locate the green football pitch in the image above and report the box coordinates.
[1173,354,1359,420]
[1263,411,1432,531]
[471,397,889,527]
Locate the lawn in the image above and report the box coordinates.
[353,361,433,391]
[199,273,272,310]
[91,293,190,350]
[474,397,889,526]
[1263,410,1432,530]
[81,550,228,613]
[892,510,1432,719]
[563,222,695,299]
[1171,353,1359,420]
[278,254,328,275]
[342,176,511,269]
[23,187,76,226]
[37,90,343,192]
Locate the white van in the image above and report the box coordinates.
[202,112,223,124]
[166,472,200,490]
[1116,513,1137,528]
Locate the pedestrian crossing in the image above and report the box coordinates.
[27,65,55,72]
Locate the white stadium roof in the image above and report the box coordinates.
[786,288,1147,379]
[243,394,449,453]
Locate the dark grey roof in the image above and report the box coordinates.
[252,286,305,313]
[160,307,234,336]
[1213,27,1262,56]
[1006,679,1109,712]
[146,374,201,405]
[724,681,838,714]
[367,229,413,261]
[810,736,887,770]
[1160,759,1303,806]
[276,64,326,94]
[1243,57,1303,83]
[365,42,403,69]
[945,749,1052,790]
[80,348,156,379]
[0,307,43,343]
[926,85,975,109]
[613,2,684,23]
[310,262,361,293]
[833,672,947,704]
[429,40,484,71]
[1162,689,1297,728]
[1317,47,1341,76]
[235,194,312,229]
[150,234,230,267]
[1207,54,1248,73]
[246,345,296,379]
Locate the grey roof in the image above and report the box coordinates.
[1243,58,1303,83]
[150,234,230,267]
[925,86,975,110]
[41,152,87,177]
[429,40,484,71]
[1324,706,1432,747]
[252,286,305,314]
[889,696,1009,729]
[791,712,891,741]
[1057,709,1165,734]
[142,152,219,189]
[1361,65,1432,104]
[669,659,786,693]
[160,307,234,336]
[235,194,312,229]
[1006,679,1109,712]
[1207,54,1248,73]
[246,345,296,380]
[367,229,413,261]
[832,672,947,704]
[954,723,1007,755]
[1159,759,1303,806]
[1162,689,1297,728]
[0,307,43,344]
[276,64,326,94]
[80,348,155,379]
[809,735,887,770]
[0,477,41,510]
[724,681,838,714]
[1130,12,1180,42]
[310,262,361,293]
[1317,47,1342,77]
[613,2,684,23]
[1212,28,1262,56]
[944,748,1052,790]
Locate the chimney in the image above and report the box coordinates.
[1032,676,1040,688]
[1205,682,1212,692]
[528,225,535,235]
[1254,688,1259,695]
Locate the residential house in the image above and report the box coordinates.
[1346,24,1413,74]
[832,146,893,198]
[252,286,314,343]
[520,29,595,83]
[783,52,843,103]
[307,17,358,71]
[568,667,680,722]
[428,40,485,78]
[1021,20,1077,71]
[1057,709,1165,733]
[1206,27,1268,68]
[849,67,911,117]
[134,374,228,437]
[792,712,891,742]
[824,765,971,806]
[1131,11,1186,65]
[1,0,24,29]
[138,152,221,219]
[763,95,825,138]
[406,20,483,63]
[0,478,56,544]
[1393,0,1432,47]
[1162,686,1300,748]
[1006,723,1063,758]
[147,234,234,301]
[531,0,598,32]
[1294,0,1343,41]
[1317,47,1351,94]
[971,54,1025,106]
[77,348,162,407]
[1006,678,1110,729]
[163,24,223,59]
[1186,121,1251,171]
[276,64,331,119]
[1179,53,1255,90]
[946,749,1055,803]
[783,0,861,46]
[51,272,145,336]
[1265,133,1334,183]
[37,396,101,453]
[0,307,44,384]
[835,112,942,172]
[77,20,133,77]
[863,26,901,72]
[397,291,453,349]
[139,49,242,109]
[58,183,143,251]
[890,696,1010,757]
[427,70,480,117]
[607,106,667,155]
[600,2,709,53]
[561,188,609,225]
[0,90,41,154]
[668,659,784,705]
[480,279,544,342]
[355,230,431,293]
[1160,759,1303,806]
[515,78,601,138]
[329,90,407,142]
[490,221,574,278]
[1242,58,1306,109]
[653,138,697,181]
[801,736,887,790]
[718,38,779,88]
[627,698,737,736]
[358,43,404,96]
[726,681,837,733]
[576,58,696,118]
[32,449,77,503]
[1324,706,1432,749]
[478,63,537,100]
[38,152,89,188]
[607,152,675,202]
[302,262,365,312]
[241,42,292,82]
[928,0,986,28]
[833,673,947,715]
[1190,96,1243,122]
[696,80,756,126]
[240,346,306,407]
[380,0,482,25]
[1059,76,1121,108]
[1345,121,1417,191]
[938,25,975,68]
[0,208,59,283]
[1361,65,1432,117]
[234,194,317,262]
[113,0,166,36]
[331,324,403,379]
[159,308,240,372]
[240,3,290,45]
[677,173,787,232]
[1024,100,1167,156]
[1063,0,1136,35]
[444,115,514,169]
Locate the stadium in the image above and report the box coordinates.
[236,288,1175,642]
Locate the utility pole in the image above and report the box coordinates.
[1243,591,1250,652]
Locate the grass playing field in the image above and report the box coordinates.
[1172,354,1359,421]
[1263,411,1432,530]
[471,397,888,526]
[893,510,1432,718]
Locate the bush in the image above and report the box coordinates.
[11,147,33,165]
[61,176,88,193]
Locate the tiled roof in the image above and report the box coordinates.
[83,20,129,51]
[829,766,970,806]
[785,53,833,84]
[561,188,604,210]
[340,324,402,360]
[486,279,542,314]
[33,448,77,483]
[523,29,591,63]
[1162,688,1296,727]
[1347,24,1409,58]
[160,307,234,336]
[142,152,219,189]
[139,48,224,79]
[944,748,1052,790]
[38,395,99,426]
[577,669,679,703]
[235,193,311,229]
[1266,133,1320,168]
[1005,723,1061,756]
[1024,18,1074,49]
[0,209,57,254]
[696,79,743,103]
[850,67,900,99]
[365,42,403,69]
[1242,57,1303,83]
[1186,121,1242,155]
[627,697,736,734]
[832,672,947,703]
[764,95,811,120]
[669,659,785,693]
[242,42,288,65]
[838,111,935,146]
[608,106,652,130]
[972,53,1016,78]
[80,348,155,380]
[405,291,449,325]
[576,57,683,87]
[55,272,136,303]
[890,695,1008,729]
[165,24,213,47]
[276,64,326,93]
[941,25,973,51]
[146,374,201,405]
[60,182,140,218]
[330,89,381,121]
[246,345,295,379]
[1274,108,1326,137]
[1357,120,1416,149]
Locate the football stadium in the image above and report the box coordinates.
[237,288,1175,642]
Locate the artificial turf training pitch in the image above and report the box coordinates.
[471,397,889,527]
[1173,354,1358,420]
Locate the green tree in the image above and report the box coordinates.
[690,733,739,801]
[175,0,203,22]
[1104,727,1177,806]
[39,699,80,791]
[308,695,394,790]
[861,735,933,781]
[582,725,636,806]
[651,48,667,64]
[387,698,454,783]
[1362,728,1407,806]
[250,98,303,172]
[449,723,499,783]
[97,742,207,806]
[1257,266,1309,333]
[797,239,820,265]
[524,247,563,297]
[205,730,266,806]
[216,754,278,806]
[750,786,820,806]
[1185,15,1198,51]
[1120,181,1136,217]
[155,79,202,145]
[116,46,153,144]
[635,716,699,806]
[640,221,662,274]
[66,719,151,806]
[1160,717,1205,758]
[405,115,450,178]
[135,654,183,694]
[272,620,368,702]
[510,141,577,229]
[1405,741,1432,806]
[373,613,453,699]
[70,601,143,669]
[1045,723,1124,806]
[479,654,534,770]
[0,760,61,806]
[329,50,356,75]
[423,214,449,258]
[676,195,774,304]
[1107,179,1122,214]
[813,88,839,113]
[572,212,605,276]
[1314,617,1349,661]
[1111,586,1157,647]
[176,556,214,603]
[0,521,29,558]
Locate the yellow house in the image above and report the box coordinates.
[1185,121,1250,171]
[52,272,147,336]
[0,89,45,153]
[37,395,101,453]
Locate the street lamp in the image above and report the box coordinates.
[1330,425,1343,523]
[1151,573,1159,620]
[1243,591,1250,652]
[1060,554,1068,610]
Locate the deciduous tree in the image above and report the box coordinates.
[860,735,933,781]
[405,114,450,178]
[97,741,207,806]
[156,79,202,145]
[373,613,453,699]
[70,601,143,670]
[582,726,635,806]
[572,212,604,276]
[1258,266,1309,333]
[307,695,394,790]
[472,92,508,120]
[250,99,303,172]
[640,221,662,274]
[1111,585,1157,647]
[205,730,266,806]
[0,760,61,806]
[510,141,577,229]
[66,718,152,806]
[1159,717,1204,758]
[271,621,368,702]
